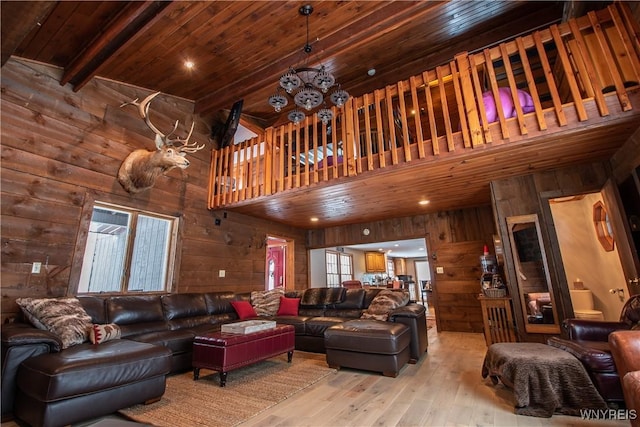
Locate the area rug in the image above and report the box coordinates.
[119,351,335,427]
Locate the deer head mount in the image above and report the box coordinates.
[117,92,205,193]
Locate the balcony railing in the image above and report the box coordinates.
[208,3,640,209]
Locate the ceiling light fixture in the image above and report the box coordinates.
[268,5,349,125]
[419,200,430,205]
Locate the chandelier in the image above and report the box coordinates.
[268,4,349,125]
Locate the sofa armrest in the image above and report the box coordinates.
[389,303,428,362]
[1,323,61,417]
[563,318,629,341]
[388,302,426,320]
[2,323,62,352]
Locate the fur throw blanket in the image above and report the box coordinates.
[482,343,607,417]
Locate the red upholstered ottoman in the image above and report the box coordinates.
[193,324,295,386]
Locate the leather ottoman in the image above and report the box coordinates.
[14,339,172,427]
[193,324,295,386]
[324,319,410,377]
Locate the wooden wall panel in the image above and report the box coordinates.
[0,58,308,322]
[309,207,495,333]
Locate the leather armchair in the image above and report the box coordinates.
[609,330,640,425]
[548,294,640,405]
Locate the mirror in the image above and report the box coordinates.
[506,214,560,334]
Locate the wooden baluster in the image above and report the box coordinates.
[230,140,239,203]
[294,123,301,188]
[330,112,338,179]
[384,85,399,165]
[455,53,482,147]
[483,48,510,141]
[277,126,285,192]
[568,19,609,117]
[409,76,425,159]
[533,31,566,126]
[608,5,640,90]
[351,99,362,174]
[374,89,386,168]
[344,98,357,176]
[312,116,318,184]
[397,80,412,162]
[363,93,374,171]
[587,11,632,111]
[303,116,310,186]
[422,70,439,156]
[221,145,231,205]
[550,24,588,121]
[286,123,293,190]
[208,148,219,208]
[436,65,454,152]
[500,44,528,136]
[469,54,492,144]
[451,60,471,148]
[516,37,547,131]
[321,119,329,182]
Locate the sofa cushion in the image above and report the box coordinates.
[251,289,284,316]
[161,294,207,320]
[89,324,121,344]
[16,297,93,349]
[16,340,171,402]
[277,297,300,316]
[300,288,347,307]
[231,301,257,320]
[361,290,410,321]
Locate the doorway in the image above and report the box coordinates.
[549,192,629,319]
[265,235,294,291]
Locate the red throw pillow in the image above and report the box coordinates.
[230,300,257,320]
[276,297,300,316]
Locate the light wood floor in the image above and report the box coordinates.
[2,329,629,427]
[240,330,628,427]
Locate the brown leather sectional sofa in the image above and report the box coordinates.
[1,287,427,427]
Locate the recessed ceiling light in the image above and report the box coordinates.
[367,68,376,76]
[394,244,399,247]
[419,247,424,251]
[184,60,195,69]
[419,200,430,205]
[310,217,319,222]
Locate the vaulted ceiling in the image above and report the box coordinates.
[2,1,575,128]
[3,1,638,230]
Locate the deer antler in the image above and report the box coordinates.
[121,92,201,150]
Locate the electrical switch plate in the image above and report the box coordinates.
[436,266,444,274]
[218,270,226,278]
[32,262,42,274]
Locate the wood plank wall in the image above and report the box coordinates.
[308,207,496,333]
[0,58,308,322]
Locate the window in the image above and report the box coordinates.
[78,203,179,294]
[325,250,353,287]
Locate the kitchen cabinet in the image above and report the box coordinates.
[365,252,386,272]
[393,258,406,275]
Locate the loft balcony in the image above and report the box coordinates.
[208,3,640,228]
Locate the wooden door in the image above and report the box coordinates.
[432,241,485,333]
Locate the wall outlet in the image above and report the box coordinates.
[218,270,226,278]
[32,262,42,274]
[436,266,444,274]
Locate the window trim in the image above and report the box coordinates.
[325,250,353,287]
[70,198,180,295]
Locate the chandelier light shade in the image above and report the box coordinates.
[268,4,349,124]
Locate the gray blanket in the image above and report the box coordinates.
[482,342,608,417]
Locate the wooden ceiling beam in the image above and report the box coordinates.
[61,1,172,91]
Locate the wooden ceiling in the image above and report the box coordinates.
[3,1,638,230]
[3,1,572,127]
